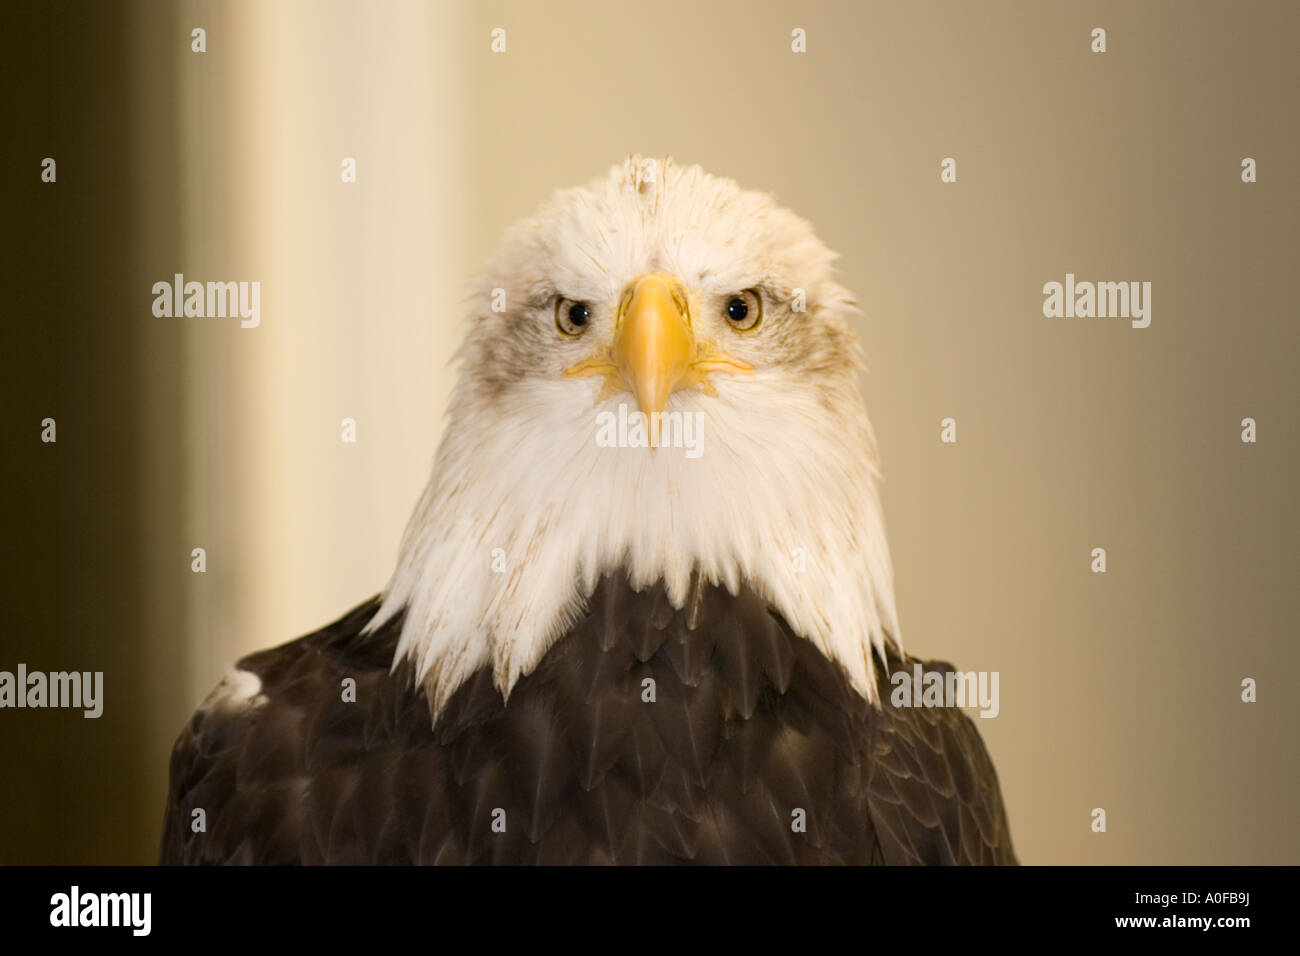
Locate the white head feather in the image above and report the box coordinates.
[368,156,901,716]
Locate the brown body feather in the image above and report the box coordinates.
[160,575,1016,865]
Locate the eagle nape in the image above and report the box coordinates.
[160,156,1017,866]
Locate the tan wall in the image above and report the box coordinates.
[2,0,1295,863]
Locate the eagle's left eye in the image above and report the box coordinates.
[723,290,762,332]
[555,298,591,336]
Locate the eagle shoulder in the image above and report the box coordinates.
[865,655,1018,864]
[159,583,1017,865]
[158,598,440,864]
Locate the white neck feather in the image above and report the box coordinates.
[368,368,901,717]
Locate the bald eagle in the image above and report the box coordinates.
[160,157,1016,865]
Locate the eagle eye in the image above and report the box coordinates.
[724,290,762,332]
[555,298,591,336]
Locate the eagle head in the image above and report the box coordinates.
[371,156,900,716]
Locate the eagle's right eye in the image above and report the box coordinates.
[556,298,591,336]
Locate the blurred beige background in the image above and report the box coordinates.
[3,0,1297,863]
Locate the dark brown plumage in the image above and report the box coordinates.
[160,575,1016,865]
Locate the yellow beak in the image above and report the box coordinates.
[564,272,752,422]
[611,272,695,420]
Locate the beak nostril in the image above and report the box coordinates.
[616,286,635,323]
